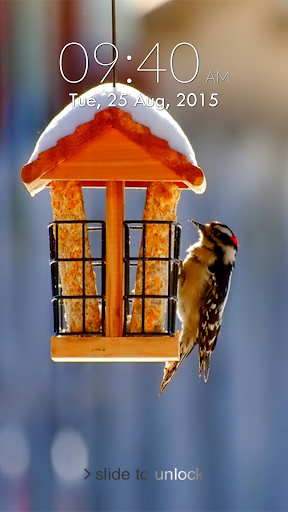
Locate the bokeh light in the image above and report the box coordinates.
[0,425,30,479]
[51,428,88,483]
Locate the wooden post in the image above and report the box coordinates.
[106,181,124,337]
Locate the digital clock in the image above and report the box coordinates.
[59,42,200,85]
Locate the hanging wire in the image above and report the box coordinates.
[112,0,117,87]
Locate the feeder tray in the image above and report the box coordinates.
[21,83,206,363]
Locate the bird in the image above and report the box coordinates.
[159,220,238,395]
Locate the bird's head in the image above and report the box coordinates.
[192,220,238,265]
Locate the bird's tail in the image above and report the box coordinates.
[198,351,211,382]
[159,359,183,395]
[159,329,196,395]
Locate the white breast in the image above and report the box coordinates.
[177,251,211,340]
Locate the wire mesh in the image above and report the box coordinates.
[123,220,181,336]
[48,220,106,335]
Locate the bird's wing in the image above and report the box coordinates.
[198,267,232,381]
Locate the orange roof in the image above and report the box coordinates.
[21,107,206,196]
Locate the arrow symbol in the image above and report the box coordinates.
[84,469,91,479]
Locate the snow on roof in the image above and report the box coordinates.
[28,83,198,168]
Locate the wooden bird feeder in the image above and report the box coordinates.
[21,83,206,363]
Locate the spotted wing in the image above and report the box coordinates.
[198,264,233,381]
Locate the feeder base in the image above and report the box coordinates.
[51,334,180,363]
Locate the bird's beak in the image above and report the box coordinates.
[191,220,206,232]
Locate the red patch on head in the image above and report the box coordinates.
[231,235,238,247]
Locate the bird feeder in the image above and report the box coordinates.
[21,83,206,363]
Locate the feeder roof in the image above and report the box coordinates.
[21,83,206,195]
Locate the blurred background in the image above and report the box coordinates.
[1,0,288,510]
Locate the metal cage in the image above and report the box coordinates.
[48,219,181,338]
[123,220,181,336]
[48,220,106,335]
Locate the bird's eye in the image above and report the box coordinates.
[213,228,221,237]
